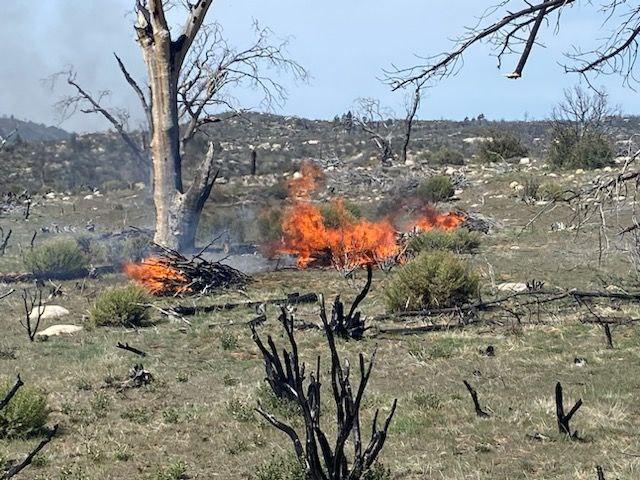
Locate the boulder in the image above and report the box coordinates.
[29,305,70,321]
[36,324,83,338]
[496,282,528,292]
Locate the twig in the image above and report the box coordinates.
[116,342,147,357]
[555,382,583,438]
[1,425,58,479]
[463,380,490,418]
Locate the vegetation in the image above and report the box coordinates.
[23,239,88,280]
[416,175,454,203]
[320,200,362,228]
[427,146,465,165]
[477,131,528,163]
[255,455,305,480]
[549,127,614,169]
[385,251,479,312]
[409,228,481,254]
[89,285,151,327]
[0,380,49,438]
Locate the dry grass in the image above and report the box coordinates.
[0,170,639,479]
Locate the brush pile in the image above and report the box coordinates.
[124,245,249,296]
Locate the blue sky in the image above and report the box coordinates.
[1,1,638,132]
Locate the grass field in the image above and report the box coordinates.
[1,161,640,479]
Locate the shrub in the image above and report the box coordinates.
[549,127,614,169]
[430,147,465,165]
[538,182,565,201]
[155,460,188,480]
[320,200,361,228]
[257,207,284,244]
[24,239,89,280]
[416,176,454,203]
[519,176,540,202]
[255,454,305,480]
[89,285,151,327]
[265,181,289,200]
[477,132,528,163]
[0,380,49,438]
[409,228,481,254]
[385,251,479,312]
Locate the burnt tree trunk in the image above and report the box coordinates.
[135,0,217,251]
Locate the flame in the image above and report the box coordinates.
[287,160,325,198]
[278,199,400,270]
[123,258,191,295]
[411,205,465,232]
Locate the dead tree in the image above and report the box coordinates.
[596,466,606,480]
[555,382,583,439]
[0,129,16,152]
[0,228,11,256]
[324,264,373,340]
[401,82,422,164]
[388,1,640,89]
[20,289,44,342]
[0,376,58,480]
[463,380,490,418]
[253,305,397,479]
[353,98,395,165]
[58,2,306,251]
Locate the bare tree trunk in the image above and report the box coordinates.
[136,0,217,251]
[402,83,421,164]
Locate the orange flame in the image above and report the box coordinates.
[278,200,399,270]
[411,205,465,232]
[123,258,191,295]
[287,160,325,199]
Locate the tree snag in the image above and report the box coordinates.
[555,382,583,439]
[463,380,490,418]
[253,304,397,479]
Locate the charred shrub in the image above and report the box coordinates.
[89,285,151,327]
[477,131,528,163]
[416,175,454,203]
[385,251,479,312]
[0,379,49,438]
[24,239,89,280]
[409,228,480,254]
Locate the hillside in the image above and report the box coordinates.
[0,115,69,142]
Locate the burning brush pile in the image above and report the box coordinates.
[124,245,249,296]
[272,161,466,272]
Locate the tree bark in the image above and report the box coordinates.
[135,0,217,251]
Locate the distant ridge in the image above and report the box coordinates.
[0,115,69,142]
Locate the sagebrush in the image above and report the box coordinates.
[89,285,151,327]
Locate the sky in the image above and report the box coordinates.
[1,1,639,132]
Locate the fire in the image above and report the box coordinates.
[411,205,465,232]
[272,160,467,271]
[287,160,325,198]
[279,200,399,270]
[123,258,191,295]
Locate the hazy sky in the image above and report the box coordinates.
[1,1,638,132]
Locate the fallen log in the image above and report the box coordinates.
[174,292,319,316]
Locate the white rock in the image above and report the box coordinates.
[603,166,613,172]
[83,194,94,200]
[519,157,530,165]
[575,169,585,175]
[514,185,525,192]
[404,159,415,166]
[292,172,303,180]
[29,305,70,321]
[45,192,56,199]
[454,189,464,196]
[36,325,83,338]
[445,166,458,175]
[497,282,528,293]
[134,182,146,190]
[509,181,520,189]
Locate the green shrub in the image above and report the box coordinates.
[519,176,540,202]
[154,460,188,480]
[477,132,528,163]
[24,240,89,280]
[255,454,305,480]
[265,181,289,200]
[416,176,454,203]
[549,127,614,169]
[363,463,392,480]
[538,182,565,201]
[430,147,465,165]
[320,201,361,228]
[257,207,284,243]
[385,251,479,312]
[0,380,49,438]
[89,285,151,327]
[409,229,480,254]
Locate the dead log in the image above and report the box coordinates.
[174,292,318,316]
[116,342,147,357]
[596,466,605,480]
[555,382,582,439]
[463,380,490,418]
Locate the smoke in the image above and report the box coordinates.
[0,1,144,132]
